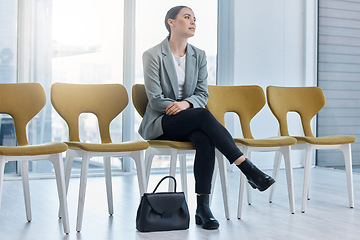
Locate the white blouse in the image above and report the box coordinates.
[172,53,186,100]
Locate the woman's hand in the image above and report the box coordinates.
[166,101,191,115]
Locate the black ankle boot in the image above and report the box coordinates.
[195,195,219,230]
[237,158,275,192]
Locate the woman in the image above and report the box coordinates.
[139,6,275,230]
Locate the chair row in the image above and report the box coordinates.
[0,83,149,234]
[0,83,356,235]
[133,84,355,219]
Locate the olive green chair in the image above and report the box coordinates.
[51,83,149,232]
[0,83,69,234]
[267,86,356,213]
[207,85,297,219]
[132,84,230,219]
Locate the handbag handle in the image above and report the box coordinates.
[152,176,177,193]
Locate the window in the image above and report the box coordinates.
[26,0,125,174]
[0,0,18,174]
[3,0,218,177]
[0,0,17,84]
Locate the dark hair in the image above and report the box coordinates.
[164,6,190,37]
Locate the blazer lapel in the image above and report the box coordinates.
[183,44,196,98]
[161,38,179,99]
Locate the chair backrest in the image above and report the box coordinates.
[0,83,46,146]
[51,83,128,143]
[206,85,266,139]
[132,84,148,117]
[266,86,325,137]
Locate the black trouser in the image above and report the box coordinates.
[155,108,243,194]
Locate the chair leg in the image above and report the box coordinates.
[340,143,354,208]
[302,143,313,213]
[246,152,252,205]
[144,149,154,191]
[169,149,177,191]
[307,170,311,201]
[64,152,74,195]
[0,159,6,208]
[103,156,113,215]
[131,151,146,196]
[20,161,32,222]
[209,158,218,205]
[281,147,295,214]
[215,150,230,220]
[269,151,282,203]
[179,154,188,201]
[50,153,70,234]
[237,172,246,219]
[76,152,90,232]
[59,152,74,218]
[237,146,249,219]
[307,147,316,201]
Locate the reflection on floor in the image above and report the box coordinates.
[0,167,359,240]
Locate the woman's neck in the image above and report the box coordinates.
[168,35,187,57]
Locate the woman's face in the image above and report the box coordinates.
[169,8,196,38]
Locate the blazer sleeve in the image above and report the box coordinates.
[142,50,175,113]
[183,50,209,108]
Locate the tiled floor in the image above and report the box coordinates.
[0,167,359,240]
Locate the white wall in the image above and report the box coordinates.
[227,0,317,169]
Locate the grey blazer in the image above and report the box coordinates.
[138,37,209,140]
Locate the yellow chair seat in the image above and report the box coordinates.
[65,141,149,152]
[148,140,195,150]
[294,135,356,145]
[0,142,68,156]
[234,136,297,147]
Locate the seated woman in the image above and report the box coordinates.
[138,5,275,230]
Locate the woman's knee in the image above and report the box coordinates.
[193,107,212,117]
[191,108,216,125]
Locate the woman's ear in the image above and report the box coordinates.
[168,18,174,28]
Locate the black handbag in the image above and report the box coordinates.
[136,176,190,232]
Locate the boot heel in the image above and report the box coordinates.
[196,195,219,229]
[195,215,203,225]
[248,181,257,189]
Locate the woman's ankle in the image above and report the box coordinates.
[233,155,246,165]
